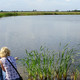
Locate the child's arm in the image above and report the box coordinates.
[15,57,18,60]
[0,60,5,72]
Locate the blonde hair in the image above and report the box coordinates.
[0,47,10,57]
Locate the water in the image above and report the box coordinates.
[0,15,80,57]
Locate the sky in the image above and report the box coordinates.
[0,0,80,11]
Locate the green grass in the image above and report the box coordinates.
[0,12,17,17]
[20,43,80,80]
[0,11,80,18]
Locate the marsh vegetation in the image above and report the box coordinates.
[0,11,80,18]
[20,43,80,80]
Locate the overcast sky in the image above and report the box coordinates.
[0,0,80,11]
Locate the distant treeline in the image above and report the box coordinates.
[0,9,80,12]
[0,11,80,18]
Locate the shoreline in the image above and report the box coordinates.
[17,63,27,80]
[0,11,80,18]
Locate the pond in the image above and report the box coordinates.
[0,15,80,57]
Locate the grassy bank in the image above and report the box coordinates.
[0,11,80,17]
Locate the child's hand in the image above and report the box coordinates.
[15,57,18,60]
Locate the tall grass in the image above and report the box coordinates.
[20,44,80,80]
[0,12,80,18]
[0,12,18,17]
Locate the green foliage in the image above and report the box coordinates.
[20,43,80,80]
[0,12,80,18]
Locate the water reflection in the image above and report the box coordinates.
[0,15,80,57]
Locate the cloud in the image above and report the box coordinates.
[65,0,71,2]
[35,0,44,2]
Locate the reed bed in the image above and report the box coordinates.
[0,12,18,17]
[20,43,80,80]
[0,12,80,18]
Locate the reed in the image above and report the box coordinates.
[20,43,80,80]
[0,12,80,18]
[0,12,18,17]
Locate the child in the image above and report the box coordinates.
[0,66,3,80]
[0,47,20,80]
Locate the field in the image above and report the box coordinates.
[0,11,80,17]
